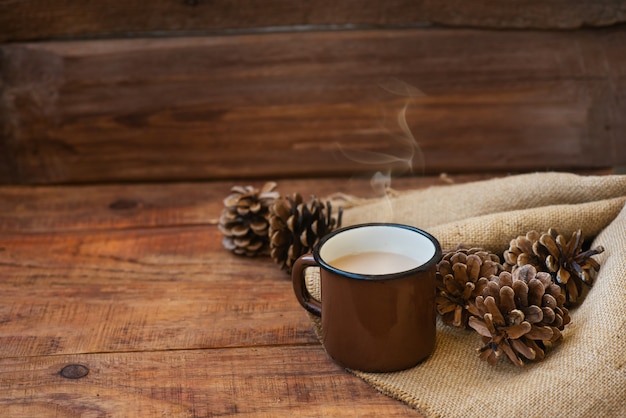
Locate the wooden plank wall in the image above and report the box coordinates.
[1,1,625,184]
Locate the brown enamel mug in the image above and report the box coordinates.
[292,223,442,372]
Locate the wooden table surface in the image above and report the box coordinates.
[0,173,525,416]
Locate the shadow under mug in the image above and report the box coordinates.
[292,223,442,372]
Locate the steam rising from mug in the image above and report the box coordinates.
[335,79,427,218]
[336,78,426,176]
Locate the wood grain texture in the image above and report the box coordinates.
[0,227,317,357]
[0,176,497,354]
[0,176,440,416]
[0,174,499,232]
[0,347,419,416]
[0,0,625,42]
[1,28,625,184]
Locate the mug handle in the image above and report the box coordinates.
[291,253,322,317]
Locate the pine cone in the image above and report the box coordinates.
[536,228,604,305]
[468,265,570,367]
[503,228,604,305]
[269,193,343,273]
[512,264,571,339]
[503,230,543,272]
[435,246,503,328]
[218,182,279,256]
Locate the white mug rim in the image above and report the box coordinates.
[313,223,442,280]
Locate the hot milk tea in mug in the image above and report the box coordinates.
[330,251,419,275]
[292,223,442,372]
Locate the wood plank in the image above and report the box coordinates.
[0,346,420,416]
[0,0,625,42]
[1,28,624,184]
[0,174,499,233]
[0,227,320,357]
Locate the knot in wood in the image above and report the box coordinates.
[109,199,139,210]
[60,364,90,379]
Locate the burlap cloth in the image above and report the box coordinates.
[305,172,626,417]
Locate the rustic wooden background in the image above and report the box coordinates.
[1,3,625,416]
[1,1,625,184]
